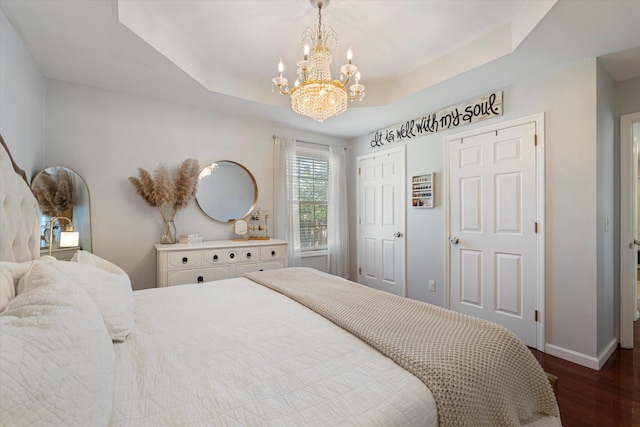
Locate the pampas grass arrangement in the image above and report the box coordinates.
[129,158,200,223]
[32,169,73,217]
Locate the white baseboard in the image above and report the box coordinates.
[544,337,618,370]
[596,338,618,369]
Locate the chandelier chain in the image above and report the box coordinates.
[317,3,323,46]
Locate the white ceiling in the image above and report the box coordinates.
[1,0,640,139]
[143,0,525,80]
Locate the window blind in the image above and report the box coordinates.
[294,154,329,250]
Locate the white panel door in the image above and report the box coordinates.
[449,122,538,346]
[358,148,406,296]
[620,112,640,349]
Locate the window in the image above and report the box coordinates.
[294,152,329,251]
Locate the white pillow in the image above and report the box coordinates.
[0,262,115,426]
[0,266,17,312]
[0,256,56,311]
[45,250,136,342]
[71,250,128,276]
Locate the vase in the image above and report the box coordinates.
[160,220,177,244]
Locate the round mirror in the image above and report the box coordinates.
[31,166,92,258]
[196,160,258,222]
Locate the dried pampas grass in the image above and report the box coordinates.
[129,159,200,221]
[173,158,199,213]
[32,169,73,217]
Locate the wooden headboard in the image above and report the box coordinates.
[0,135,41,262]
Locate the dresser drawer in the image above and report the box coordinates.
[261,245,286,261]
[156,240,288,287]
[167,250,203,270]
[234,261,285,276]
[203,247,258,265]
[167,267,231,286]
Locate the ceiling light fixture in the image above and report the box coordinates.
[271,0,365,122]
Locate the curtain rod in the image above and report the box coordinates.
[272,135,347,150]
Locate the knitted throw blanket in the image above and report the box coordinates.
[244,268,560,427]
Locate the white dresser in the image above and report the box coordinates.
[155,239,288,287]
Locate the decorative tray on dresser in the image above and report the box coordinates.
[155,239,288,287]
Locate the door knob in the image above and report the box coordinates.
[394,231,403,238]
[449,236,459,245]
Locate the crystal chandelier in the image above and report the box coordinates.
[271,0,365,122]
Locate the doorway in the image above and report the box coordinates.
[619,112,640,349]
[357,147,406,296]
[445,113,545,350]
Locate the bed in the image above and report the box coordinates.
[0,137,561,426]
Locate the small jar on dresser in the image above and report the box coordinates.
[155,239,288,287]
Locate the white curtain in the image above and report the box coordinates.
[273,136,302,267]
[328,146,349,278]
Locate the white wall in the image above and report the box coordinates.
[0,9,45,178]
[349,58,610,366]
[44,80,347,290]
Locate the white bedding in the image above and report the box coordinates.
[110,278,438,426]
[1,140,561,427]
[0,262,115,426]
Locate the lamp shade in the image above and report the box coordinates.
[59,231,79,248]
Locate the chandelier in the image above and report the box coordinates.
[271,0,365,122]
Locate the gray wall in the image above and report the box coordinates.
[43,80,346,289]
[615,76,640,117]
[2,4,339,287]
[612,75,640,347]
[349,58,613,368]
[596,60,616,357]
[0,10,45,178]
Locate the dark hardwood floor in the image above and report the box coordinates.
[529,322,640,426]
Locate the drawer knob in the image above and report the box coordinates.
[197,276,204,283]
[213,255,218,261]
[182,257,188,264]
[271,250,276,257]
[247,252,252,259]
[230,253,235,259]
[259,269,264,271]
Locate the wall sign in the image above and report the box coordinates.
[369,91,503,148]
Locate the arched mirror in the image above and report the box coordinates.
[196,160,258,222]
[31,166,91,259]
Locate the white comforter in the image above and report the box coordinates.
[110,278,438,426]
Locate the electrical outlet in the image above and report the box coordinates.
[428,280,436,292]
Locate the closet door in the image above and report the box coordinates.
[358,147,406,297]
[448,122,538,347]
